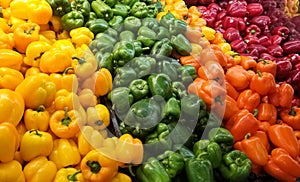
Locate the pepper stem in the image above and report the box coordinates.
[24,26,36,34]
[61,107,72,126]
[95,120,104,126]
[257,70,262,77]
[36,105,46,112]
[67,170,81,181]
[63,67,74,75]
[29,129,43,137]
[289,107,296,116]
[86,160,101,174]
[244,133,251,139]
[72,57,86,64]
[250,29,256,35]
[253,109,259,117]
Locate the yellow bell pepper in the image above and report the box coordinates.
[13,22,40,53]
[39,30,56,44]
[49,138,81,169]
[23,40,52,67]
[24,67,41,77]
[0,49,23,70]
[225,51,241,65]
[109,172,132,182]
[78,88,97,108]
[57,30,71,40]
[80,149,119,182]
[0,160,25,182]
[70,27,94,47]
[0,18,10,32]
[116,134,143,165]
[24,105,50,131]
[218,42,232,53]
[0,67,24,90]
[23,156,57,182]
[72,44,98,80]
[54,89,81,110]
[0,122,20,163]
[49,16,62,33]
[95,68,113,96]
[20,129,53,161]
[0,0,12,8]
[27,0,53,25]
[16,121,26,143]
[15,73,56,109]
[201,26,216,41]
[0,89,24,126]
[10,0,29,20]
[86,104,110,131]
[0,30,15,49]
[49,107,82,139]
[49,67,78,93]
[78,125,107,156]
[14,151,25,166]
[54,168,84,182]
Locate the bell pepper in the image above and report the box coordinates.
[219,150,252,182]
[54,89,79,111]
[256,59,277,77]
[136,157,171,182]
[0,30,15,50]
[185,158,214,182]
[27,0,53,25]
[250,70,276,96]
[129,2,148,18]
[112,3,129,18]
[80,149,119,182]
[256,102,277,125]
[46,0,71,16]
[156,150,184,178]
[129,56,156,78]
[0,122,20,163]
[150,38,173,57]
[70,0,90,17]
[91,0,113,21]
[148,73,173,100]
[226,109,260,141]
[109,87,133,119]
[193,139,222,168]
[267,44,283,57]
[78,87,97,107]
[233,134,268,166]
[77,126,99,156]
[208,127,235,154]
[249,15,271,29]
[236,89,261,113]
[85,19,109,35]
[257,35,271,47]
[123,16,142,33]
[147,3,159,18]
[268,124,300,159]
[61,10,85,32]
[246,3,263,18]
[109,172,131,182]
[112,41,135,66]
[282,40,300,54]
[223,27,242,42]
[20,129,53,161]
[49,68,79,93]
[49,138,81,169]
[290,70,300,96]
[162,97,181,122]
[23,40,52,68]
[275,59,292,81]
[0,160,25,182]
[171,33,192,56]
[128,79,149,101]
[24,105,49,132]
[272,26,290,39]
[23,156,57,182]
[70,27,94,47]
[13,22,40,53]
[225,65,253,91]
[0,67,23,90]
[280,107,300,130]
[230,39,247,53]
[113,67,137,87]
[246,24,261,36]
[86,104,110,131]
[0,49,23,71]
[54,168,84,182]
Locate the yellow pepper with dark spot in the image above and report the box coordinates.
[23,156,57,182]
[24,105,50,131]
[0,122,20,163]
[0,160,25,182]
[0,49,23,70]
[54,168,84,182]
[49,138,81,169]
[0,67,24,90]
[24,40,52,67]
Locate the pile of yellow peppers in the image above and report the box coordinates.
[0,0,143,181]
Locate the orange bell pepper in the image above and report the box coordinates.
[240,56,257,70]
[253,130,271,152]
[258,121,271,132]
[256,59,277,77]
[225,65,253,91]
[267,124,300,159]
[0,122,20,163]
[256,103,277,125]
[197,60,225,84]
[237,89,261,113]
[268,83,294,108]
[212,95,240,121]
[179,55,200,70]
[280,107,300,130]
[250,70,276,96]
[24,105,50,131]
[225,81,239,100]
[210,44,227,67]
[0,49,23,70]
[225,109,260,141]
[0,67,24,90]
[49,67,78,93]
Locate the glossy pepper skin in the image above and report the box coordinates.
[112,3,129,17]
[236,89,261,113]
[250,70,276,96]
[162,97,181,122]
[151,38,173,57]
[157,150,185,178]
[0,160,25,182]
[130,2,148,18]
[70,0,90,17]
[219,150,252,182]
[185,158,214,182]
[137,26,157,47]
[256,103,277,125]
[91,0,113,21]
[85,19,108,35]
[208,127,235,154]
[280,107,300,130]
[171,34,192,56]
[246,3,263,18]
[109,87,133,119]
[112,41,135,67]
[129,79,149,101]
[61,10,84,32]
[54,168,84,182]
[24,105,50,131]
[136,157,171,182]
[282,40,300,54]
[148,73,173,100]
[0,122,20,163]
[46,0,71,16]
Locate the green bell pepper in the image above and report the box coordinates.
[120,0,139,8]
[139,0,153,4]
[137,26,157,47]
[157,60,178,81]
[171,34,192,56]
[86,12,97,22]
[180,94,202,117]
[85,19,108,35]
[193,139,222,168]
[208,127,234,154]
[103,27,118,40]
[156,26,171,40]
[123,16,142,33]
[157,150,185,178]
[174,145,195,162]
[148,73,173,100]
[136,157,171,182]
[109,87,133,120]
[89,33,116,54]
[219,150,252,182]
[113,66,137,87]
[46,0,71,16]
[178,65,197,85]
[142,17,159,32]
[129,79,149,101]
[119,30,135,42]
[185,158,214,182]
[108,15,123,31]
[103,0,117,7]
[119,121,154,139]
[95,52,113,72]
[162,97,181,122]
[169,19,187,35]
[146,4,159,18]
[133,41,149,57]
[70,0,90,17]
[61,10,84,31]
[112,3,129,17]
[91,0,113,21]
[112,40,135,66]
[124,98,162,130]
[160,12,175,29]
[145,123,172,156]
[150,38,173,57]
[128,56,156,78]
[130,2,148,18]
[172,81,187,99]
[167,121,195,149]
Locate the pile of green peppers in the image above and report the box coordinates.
[136,127,252,182]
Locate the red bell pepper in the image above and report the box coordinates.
[260,53,275,61]
[244,34,259,45]
[230,39,247,53]
[246,3,263,18]
[272,26,290,39]
[287,54,300,68]
[226,0,247,17]
[269,35,283,45]
[222,16,239,30]
[207,3,221,13]
[276,60,292,81]
[282,40,300,54]
[247,44,267,55]
[216,9,226,20]
[197,0,215,5]
[223,27,242,42]
[237,17,246,31]
[257,35,271,47]
[267,44,283,57]
[246,24,261,36]
[249,15,271,29]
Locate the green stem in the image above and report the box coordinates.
[86,161,101,174]
[253,109,259,117]
[61,107,72,126]
[29,129,43,137]
[72,57,86,64]
[289,107,296,116]
[63,67,74,75]
[36,105,46,112]
[67,170,81,181]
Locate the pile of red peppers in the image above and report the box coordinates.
[185,0,300,106]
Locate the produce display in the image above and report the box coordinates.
[0,0,300,181]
